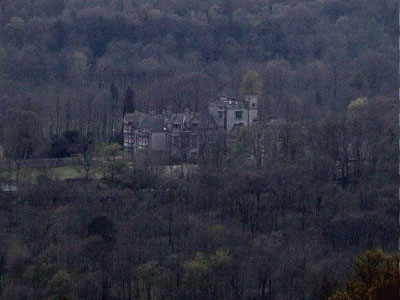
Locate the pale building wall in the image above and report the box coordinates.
[151,132,166,151]
[245,94,258,126]
[225,107,249,132]
[208,95,258,132]
[248,107,258,126]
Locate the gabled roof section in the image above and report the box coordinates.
[167,114,182,124]
[125,110,218,132]
[138,115,166,132]
[190,115,199,123]
[195,113,218,129]
[124,113,145,124]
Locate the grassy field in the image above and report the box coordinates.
[49,165,86,180]
[49,164,104,180]
[0,163,104,183]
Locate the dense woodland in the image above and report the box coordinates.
[0,0,398,299]
[0,0,397,144]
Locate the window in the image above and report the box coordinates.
[252,103,256,108]
[190,135,198,148]
[173,136,180,147]
[124,125,131,134]
[138,136,149,149]
[173,123,180,129]
[235,111,243,119]
[181,134,189,147]
[192,122,199,129]
[218,111,224,119]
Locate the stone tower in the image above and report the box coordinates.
[208,93,258,133]
[244,94,258,126]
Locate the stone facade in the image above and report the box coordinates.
[208,94,258,133]
[123,94,258,161]
[123,109,219,161]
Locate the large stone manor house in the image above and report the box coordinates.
[123,94,258,161]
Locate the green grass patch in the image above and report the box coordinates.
[49,165,84,180]
[0,161,105,182]
[49,164,104,180]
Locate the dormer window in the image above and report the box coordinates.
[235,111,243,119]
[173,124,180,129]
[218,111,223,119]
[192,123,198,129]
[252,103,256,108]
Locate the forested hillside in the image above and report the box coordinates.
[0,0,398,299]
[0,0,397,146]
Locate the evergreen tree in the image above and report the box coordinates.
[110,82,119,140]
[110,82,119,102]
[240,70,262,97]
[123,86,135,115]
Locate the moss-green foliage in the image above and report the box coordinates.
[183,250,234,299]
[240,70,262,97]
[45,270,74,300]
[229,127,253,162]
[330,249,399,300]
[98,143,127,183]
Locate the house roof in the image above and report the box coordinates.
[138,115,166,132]
[124,111,217,132]
[166,113,192,124]
[195,113,218,129]
[124,113,144,123]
